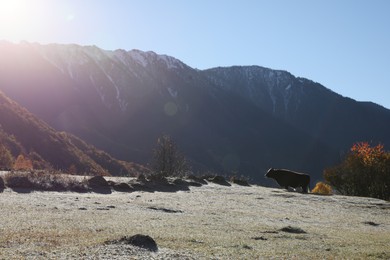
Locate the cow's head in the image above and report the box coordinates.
[265,168,275,178]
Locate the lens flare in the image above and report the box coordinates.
[164,102,178,116]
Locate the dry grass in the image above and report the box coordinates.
[311,181,333,195]
[0,178,389,259]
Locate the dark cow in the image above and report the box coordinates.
[265,168,310,193]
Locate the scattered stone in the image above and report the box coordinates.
[186,181,203,187]
[187,175,208,185]
[363,221,380,226]
[147,206,183,213]
[279,226,307,234]
[252,236,268,241]
[132,183,148,191]
[5,175,33,189]
[87,176,111,194]
[106,234,158,252]
[88,176,109,187]
[189,239,204,244]
[230,177,250,186]
[207,176,231,186]
[106,181,115,186]
[112,182,132,192]
[148,174,169,184]
[242,244,252,250]
[261,230,279,234]
[173,178,188,186]
[106,205,116,209]
[137,174,146,182]
[175,177,203,187]
[78,207,87,210]
[0,176,5,192]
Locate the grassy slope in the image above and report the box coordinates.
[0,180,389,259]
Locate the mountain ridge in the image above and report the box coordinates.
[0,42,389,183]
[0,90,146,175]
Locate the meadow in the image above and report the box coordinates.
[1,173,389,259]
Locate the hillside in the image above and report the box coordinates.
[1,42,390,183]
[0,180,389,259]
[0,91,146,175]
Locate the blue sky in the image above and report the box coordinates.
[1,0,389,108]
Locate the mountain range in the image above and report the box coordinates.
[1,41,389,184]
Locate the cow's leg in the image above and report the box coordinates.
[301,185,308,193]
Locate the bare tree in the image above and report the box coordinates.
[152,135,188,177]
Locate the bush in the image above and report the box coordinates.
[324,142,390,200]
[311,182,333,195]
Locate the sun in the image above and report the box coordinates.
[0,0,47,42]
[0,0,30,39]
[0,0,24,11]
[0,0,76,43]
[0,0,28,22]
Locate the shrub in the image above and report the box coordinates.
[324,142,390,200]
[311,182,333,195]
[4,171,88,192]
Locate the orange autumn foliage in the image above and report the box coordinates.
[351,142,385,166]
[312,182,333,195]
[13,154,33,171]
[324,142,390,200]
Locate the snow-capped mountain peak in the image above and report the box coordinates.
[202,66,304,116]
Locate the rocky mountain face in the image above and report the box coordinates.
[203,66,390,151]
[0,90,145,176]
[1,42,389,183]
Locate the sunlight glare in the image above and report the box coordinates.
[0,0,30,41]
[0,0,49,42]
